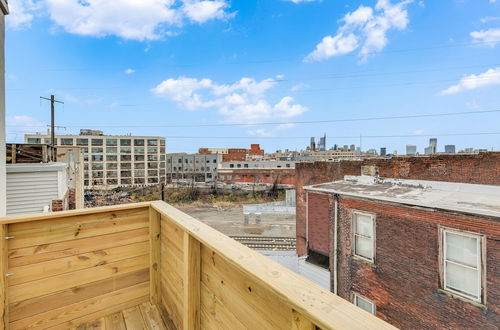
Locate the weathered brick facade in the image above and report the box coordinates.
[307,193,500,329]
[296,152,500,255]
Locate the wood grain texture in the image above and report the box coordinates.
[183,232,201,330]
[9,254,148,303]
[149,208,161,305]
[9,241,149,286]
[9,269,149,322]
[8,227,149,268]
[0,225,8,329]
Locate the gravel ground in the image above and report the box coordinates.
[177,204,296,237]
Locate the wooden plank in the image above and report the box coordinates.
[8,211,149,250]
[50,296,148,330]
[200,282,246,330]
[201,246,291,329]
[292,310,316,330]
[152,201,396,330]
[0,225,8,329]
[104,312,127,330]
[9,227,149,267]
[0,203,151,226]
[9,282,149,329]
[11,144,17,164]
[9,241,149,286]
[81,317,106,330]
[139,302,167,330]
[9,254,148,303]
[122,305,146,329]
[9,269,149,322]
[182,232,201,330]
[150,208,161,305]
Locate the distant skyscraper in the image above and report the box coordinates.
[318,134,326,151]
[445,145,456,154]
[380,147,387,156]
[343,145,348,151]
[350,144,355,152]
[310,137,316,151]
[333,144,338,151]
[428,138,437,154]
[355,147,361,156]
[406,145,417,156]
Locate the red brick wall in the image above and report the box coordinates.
[296,152,500,255]
[306,192,332,256]
[333,196,500,329]
[217,169,296,185]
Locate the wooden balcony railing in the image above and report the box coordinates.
[0,201,395,329]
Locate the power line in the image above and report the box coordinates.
[7,109,500,129]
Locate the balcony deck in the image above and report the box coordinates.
[0,201,395,329]
[74,302,170,330]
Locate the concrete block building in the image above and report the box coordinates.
[166,153,220,183]
[25,130,166,188]
[304,176,499,329]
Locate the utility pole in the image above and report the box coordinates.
[40,95,64,161]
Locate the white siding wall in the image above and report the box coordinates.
[6,171,59,215]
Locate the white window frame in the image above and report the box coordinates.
[440,227,484,303]
[352,211,376,263]
[352,292,376,315]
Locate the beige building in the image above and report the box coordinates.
[0,1,8,216]
[25,130,166,188]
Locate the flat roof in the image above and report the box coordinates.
[305,176,500,219]
[6,162,68,173]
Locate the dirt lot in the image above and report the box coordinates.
[178,204,296,237]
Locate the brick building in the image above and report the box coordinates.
[304,176,500,329]
[199,144,264,162]
[295,152,500,255]
[217,168,296,186]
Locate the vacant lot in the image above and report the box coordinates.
[178,204,296,237]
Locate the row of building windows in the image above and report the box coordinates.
[352,211,484,307]
[84,177,164,186]
[167,158,218,164]
[83,147,163,154]
[85,162,163,170]
[169,167,213,171]
[27,137,165,147]
[84,169,165,178]
[228,163,292,168]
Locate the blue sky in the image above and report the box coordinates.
[5,0,500,153]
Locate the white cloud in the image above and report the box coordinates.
[470,28,500,46]
[9,0,233,40]
[290,83,309,92]
[480,16,500,23]
[440,67,500,95]
[6,0,41,29]
[182,0,231,23]
[152,76,308,123]
[7,115,44,128]
[490,0,497,3]
[305,0,412,62]
[286,0,322,3]
[276,123,296,130]
[124,68,136,75]
[247,128,273,137]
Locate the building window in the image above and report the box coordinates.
[106,139,117,146]
[27,138,42,144]
[91,139,103,146]
[60,138,74,145]
[147,139,158,146]
[352,211,375,262]
[352,293,375,315]
[106,147,118,154]
[441,228,483,302]
[107,155,118,161]
[134,139,145,146]
[91,147,103,153]
[120,139,131,146]
[76,138,88,146]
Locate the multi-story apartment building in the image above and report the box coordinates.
[25,130,166,188]
[166,153,220,183]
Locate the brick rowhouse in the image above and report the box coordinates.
[305,177,500,329]
[296,152,500,255]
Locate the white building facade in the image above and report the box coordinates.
[25,131,166,188]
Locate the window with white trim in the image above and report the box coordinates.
[441,228,483,302]
[353,211,375,262]
[352,293,375,315]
